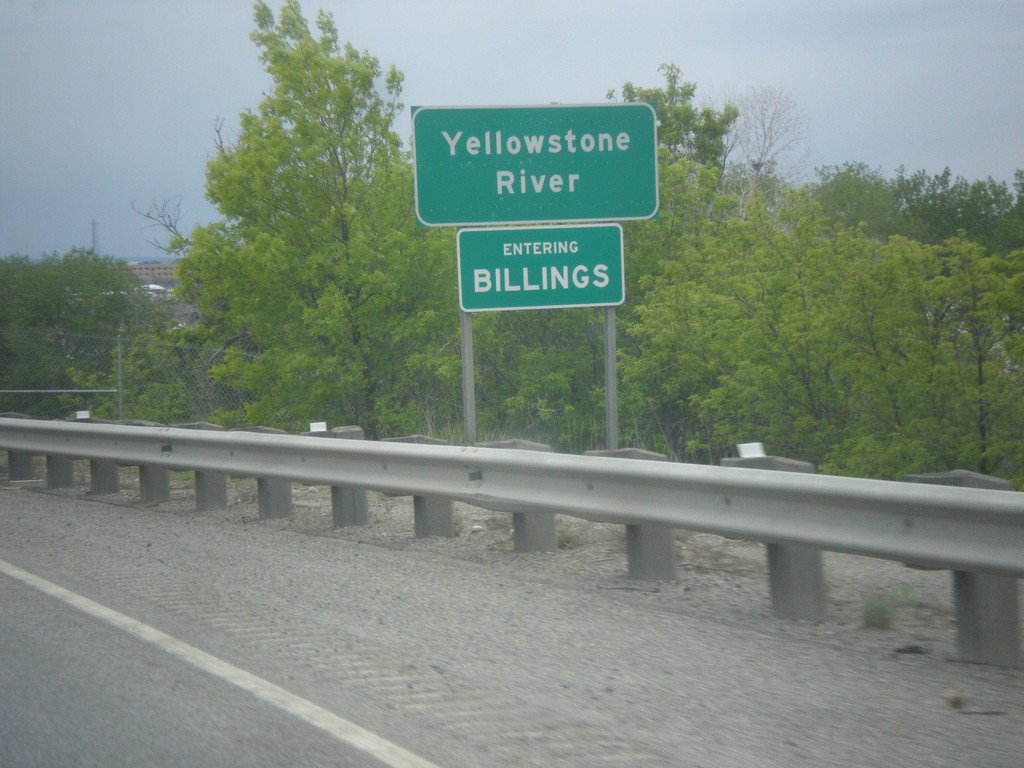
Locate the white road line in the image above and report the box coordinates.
[0,557,442,768]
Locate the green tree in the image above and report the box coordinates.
[994,170,1024,253]
[826,235,1024,483]
[469,307,609,448]
[1,248,151,334]
[622,187,1024,485]
[175,1,457,434]
[686,193,850,463]
[891,167,1014,249]
[812,162,902,240]
[0,248,155,417]
[610,63,738,170]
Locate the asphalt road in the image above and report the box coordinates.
[1,483,1022,767]
[0,573,397,768]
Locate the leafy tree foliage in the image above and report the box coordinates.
[0,248,155,417]
[814,163,1019,251]
[624,188,1024,485]
[610,63,738,169]
[1,248,151,333]
[812,162,902,240]
[891,167,1014,250]
[175,0,457,434]
[993,170,1024,253]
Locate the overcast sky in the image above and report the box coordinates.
[2,0,1022,262]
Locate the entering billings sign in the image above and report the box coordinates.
[413,103,658,226]
[457,224,624,312]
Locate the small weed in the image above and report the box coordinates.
[862,593,894,629]
[557,527,590,550]
[862,586,921,629]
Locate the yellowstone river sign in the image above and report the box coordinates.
[412,103,658,226]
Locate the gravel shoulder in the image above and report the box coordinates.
[3,463,1023,767]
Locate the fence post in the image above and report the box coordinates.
[173,423,228,511]
[903,469,1020,667]
[232,427,292,520]
[383,435,455,538]
[720,455,827,622]
[587,447,676,581]
[477,440,558,553]
[307,425,369,528]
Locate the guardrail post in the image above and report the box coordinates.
[308,426,369,527]
[173,423,228,511]
[7,451,35,481]
[1,415,36,482]
[383,435,455,538]
[89,459,120,494]
[1,414,35,481]
[587,448,676,581]
[477,440,558,553]
[720,455,827,622]
[233,427,293,519]
[903,469,1020,667]
[139,464,171,503]
[121,420,171,504]
[67,415,119,494]
[46,454,75,489]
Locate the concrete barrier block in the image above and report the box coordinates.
[232,427,293,520]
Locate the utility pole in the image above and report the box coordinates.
[91,220,98,252]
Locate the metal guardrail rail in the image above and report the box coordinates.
[2,416,1022,665]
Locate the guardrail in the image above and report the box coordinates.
[2,416,1021,667]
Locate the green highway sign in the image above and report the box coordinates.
[413,104,658,226]
[457,224,624,312]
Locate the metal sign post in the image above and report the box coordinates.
[461,310,476,444]
[604,306,618,450]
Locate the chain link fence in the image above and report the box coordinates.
[0,327,254,424]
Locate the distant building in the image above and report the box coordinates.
[128,260,180,289]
